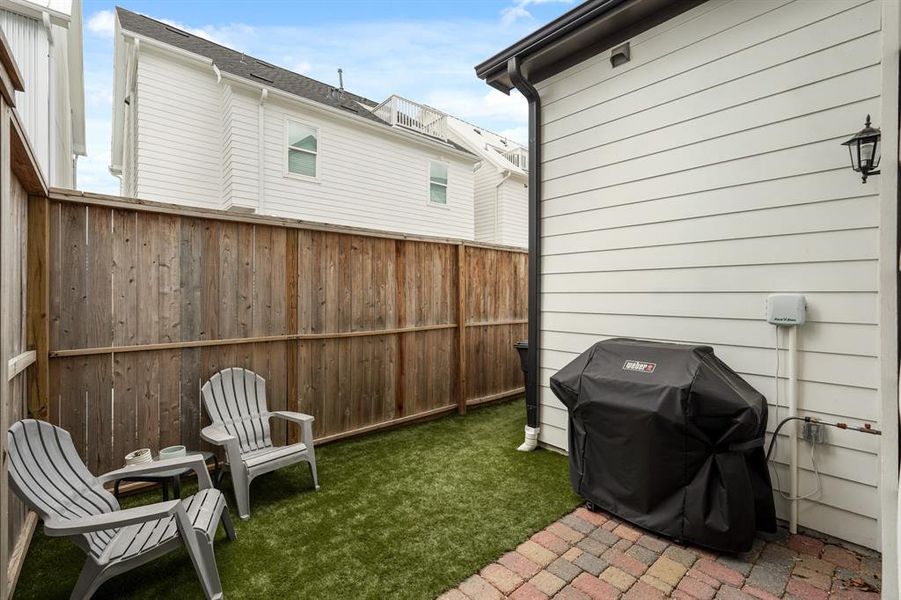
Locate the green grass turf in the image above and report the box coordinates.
[15,400,581,599]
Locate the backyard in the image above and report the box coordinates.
[15,400,582,599]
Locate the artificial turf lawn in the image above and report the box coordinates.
[16,400,581,599]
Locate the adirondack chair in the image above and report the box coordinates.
[7,419,235,600]
[200,367,319,519]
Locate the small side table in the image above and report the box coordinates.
[113,451,220,501]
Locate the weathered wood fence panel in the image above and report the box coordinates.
[32,192,527,475]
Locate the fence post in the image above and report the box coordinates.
[26,195,49,422]
[286,228,299,444]
[457,243,466,415]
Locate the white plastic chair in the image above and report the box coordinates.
[200,367,319,519]
[7,419,235,599]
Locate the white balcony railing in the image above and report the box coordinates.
[502,147,529,171]
[372,95,448,140]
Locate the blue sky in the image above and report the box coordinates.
[80,0,576,193]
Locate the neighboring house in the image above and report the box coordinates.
[110,8,483,241]
[478,0,899,591]
[0,0,86,187]
[446,116,528,247]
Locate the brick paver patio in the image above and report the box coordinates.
[439,506,882,600]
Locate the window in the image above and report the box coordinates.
[429,161,448,205]
[287,120,318,178]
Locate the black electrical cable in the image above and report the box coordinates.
[766,416,883,461]
[765,416,810,461]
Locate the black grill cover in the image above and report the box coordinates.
[550,338,776,553]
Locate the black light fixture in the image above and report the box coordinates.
[841,115,881,183]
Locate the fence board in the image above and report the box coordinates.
[35,194,526,473]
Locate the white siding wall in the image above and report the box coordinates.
[129,48,476,239]
[49,22,73,187]
[220,83,259,211]
[134,47,222,208]
[258,92,475,239]
[121,86,137,198]
[1,10,50,179]
[474,165,501,242]
[499,177,528,247]
[474,168,528,247]
[534,0,885,549]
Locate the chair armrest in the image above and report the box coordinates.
[201,424,237,446]
[44,500,181,537]
[270,411,315,445]
[269,411,314,425]
[98,455,214,490]
[201,424,243,469]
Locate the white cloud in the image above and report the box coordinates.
[501,0,574,26]
[500,5,531,26]
[424,88,527,125]
[498,126,528,146]
[86,10,115,38]
[157,19,253,50]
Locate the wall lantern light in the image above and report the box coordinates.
[841,115,881,183]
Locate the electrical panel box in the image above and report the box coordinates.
[766,294,807,326]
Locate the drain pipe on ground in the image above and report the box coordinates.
[507,56,542,452]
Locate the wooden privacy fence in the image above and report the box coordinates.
[28,190,528,475]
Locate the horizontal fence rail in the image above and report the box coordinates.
[29,192,528,475]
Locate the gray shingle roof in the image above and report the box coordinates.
[115,6,472,157]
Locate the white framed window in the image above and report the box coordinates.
[429,161,448,205]
[286,119,319,180]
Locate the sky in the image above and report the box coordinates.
[79,0,576,194]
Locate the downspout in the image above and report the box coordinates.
[258,88,268,213]
[494,169,511,243]
[508,56,541,451]
[43,12,53,183]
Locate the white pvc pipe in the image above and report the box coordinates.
[788,325,799,533]
[517,426,539,452]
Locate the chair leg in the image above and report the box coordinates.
[193,530,224,600]
[220,505,237,541]
[307,452,320,490]
[229,463,251,519]
[177,511,223,600]
[70,559,105,600]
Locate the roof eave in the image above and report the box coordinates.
[476,0,699,90]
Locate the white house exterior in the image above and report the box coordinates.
[478,0,899,592]
[446,116,528,247]
[0,0,85,187]
[110,8,482,241]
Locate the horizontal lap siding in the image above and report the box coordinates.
[474,166,501,242]
[499,180,528,248]
[135,49,223,209]
[259,93,475,240]
[221,85,260,209]
[534,0,884,548]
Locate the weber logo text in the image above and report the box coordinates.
[622,360,656,373]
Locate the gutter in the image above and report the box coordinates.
[258,88,267,213]
[477,0,629,88]
[507,56,541,451]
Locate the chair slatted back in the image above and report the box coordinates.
[7,420,120,557]
[201,368,273,453]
